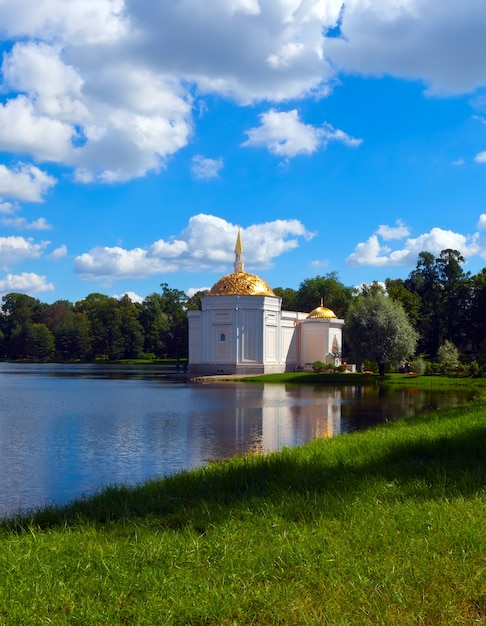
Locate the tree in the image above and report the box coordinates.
[57,312,92,360]
[118,295,144,358]
[186,290,210,311]
[469,269,486,355]
[385,278,421,326]
[1,293,44,359]
[76,293,124,359]
[435,249,471,350]
[346,293,418,376]
[30,323,55,359]
[296,273,353,318]
[273,287,298,311]
[405,251,442,356]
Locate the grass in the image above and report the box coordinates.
[1,379,486,624]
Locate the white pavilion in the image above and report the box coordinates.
[187,230,344,376]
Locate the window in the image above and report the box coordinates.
[220,333,226,342]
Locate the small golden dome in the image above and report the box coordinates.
[209,272,276,297]
[307,302,337,318]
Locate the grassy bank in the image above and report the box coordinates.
[239,371,486,391]
[1,381,486,624]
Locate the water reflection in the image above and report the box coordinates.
[0,364,470,515]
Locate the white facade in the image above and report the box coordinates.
[187,293,344,376]
[187,230,344,376]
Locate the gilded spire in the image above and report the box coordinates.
[234,226,244,273]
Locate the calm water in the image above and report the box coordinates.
[0,363,471,515]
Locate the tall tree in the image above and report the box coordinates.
[405,251,442,356]
[469,268,486,355]
[435,249,471,350]
[346,293,418,376]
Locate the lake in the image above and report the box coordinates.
[0,363,471,516]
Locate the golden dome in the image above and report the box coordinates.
[209,272,276,297]
[307,304,337,319]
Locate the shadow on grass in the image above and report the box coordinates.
[4,402,485,533]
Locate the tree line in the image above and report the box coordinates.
[0,284,192,361]
[0,248,485,363]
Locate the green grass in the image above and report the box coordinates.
[241,371,486,392]
[1,381,486,624]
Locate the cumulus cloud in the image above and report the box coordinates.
[112,291,144,304]
[474,151,486,164]
[74,213,314,280]
[325,0,486,96]
[0,202,17,214]
[347,224,484,267]
[0,0,485,188]
[242,109,361,157]
[376,220,411,241]
[191,155,224,180]
[0,0,485,186]
[0,217,51,230]
[0,272,54,295]
[123,0,342,103]
[49,244,68,260]
[0,0,127,45]
[0,236,50,269]
[478,214,486,230]
[0,164,56,202]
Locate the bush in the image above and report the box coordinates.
[410,356,426,375]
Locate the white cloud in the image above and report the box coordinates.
[0,0,127,45]
[0,164,57,202]
[310,259,330,270]
[326,0,486,95]
[112,291,144,304]
[478,214,486,230]
[0,272,54,295]
[0,202,17,214]
[49,244,68,260]
[347,224,484,267]
[74,213,314,280]
[123,0,342,103]
[186,286,211,298]
[191,155,224,180]
[451,158,465,166]
[0,0,485,187]
[376,220,411,241]
[0,217,51,230]
[0,97,75,162]
[242,109,361,158]
[0,236,50,269]
[474,151,486,164]
[0,36,192,183]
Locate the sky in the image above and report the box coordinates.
[1,0,486,305]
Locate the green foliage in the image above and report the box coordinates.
[273,286,298,311]
[0,250,485,365]
[410,356,426,375]
[346,293,418,375]
[296,272,353,318]
[437,340,460,369]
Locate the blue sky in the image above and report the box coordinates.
[1,0,486,304]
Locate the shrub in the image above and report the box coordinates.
[410,356,426,375]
